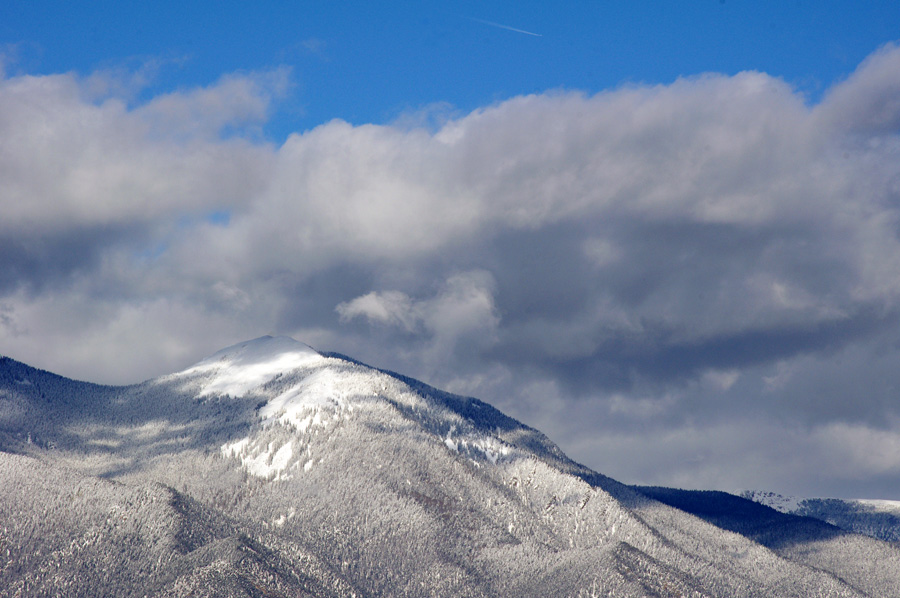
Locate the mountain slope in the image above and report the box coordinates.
[2,336,899,597]
[0,451,360,597]
[636,486,900,597]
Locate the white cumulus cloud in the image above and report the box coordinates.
[3,43,900,497]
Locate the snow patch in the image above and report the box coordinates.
[247,441,294,479]
[273,508,297,527]
[854,499,900,513]
[258,366,385,431]
[180,336,323,397]
[222,437,250,458]
[444,426,458,452]
[221,437,295,480]
[442,426,516,466]
[472,437,510,465]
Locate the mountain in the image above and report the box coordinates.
[2,335,900,597]
[742,490,900,544]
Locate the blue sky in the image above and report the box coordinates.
[4,1,898,138]
[3,2,900,499]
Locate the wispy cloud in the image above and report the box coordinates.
[467,17,543,37]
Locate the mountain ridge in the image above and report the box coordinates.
[2,335,900,597]
[741,490,900,544]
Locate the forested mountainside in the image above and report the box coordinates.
[2,336,899,597]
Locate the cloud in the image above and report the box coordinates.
[136,69,291,139]
[336,290,418,331]
[562,417,900,498]
[3,43,900,497]
[0,68,277,295]
[336,270,500,367]
[814,41,900,136]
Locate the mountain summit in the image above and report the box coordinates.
[2,336,899,597]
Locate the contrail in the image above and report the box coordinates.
[468,17,542,37]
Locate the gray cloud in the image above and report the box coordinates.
[3,44,900,497]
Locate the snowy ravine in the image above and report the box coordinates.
[2,335,900,597]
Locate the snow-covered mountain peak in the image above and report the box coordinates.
[177,335,324,397]
[166,336,559,483]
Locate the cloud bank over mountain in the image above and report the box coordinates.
[2,43,900,497]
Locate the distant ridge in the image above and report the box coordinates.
[742,490,900,544]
